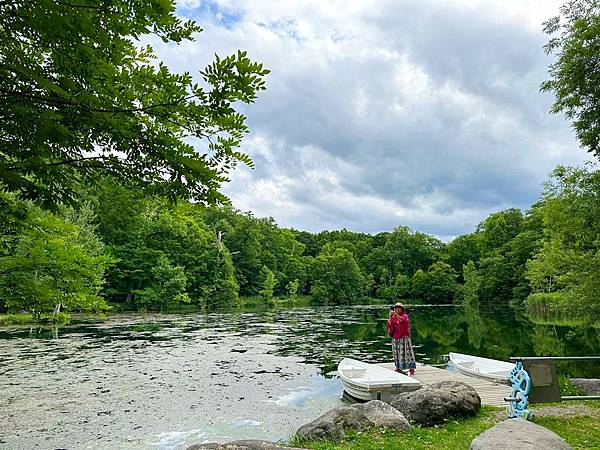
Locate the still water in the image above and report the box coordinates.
[0,304,598,449]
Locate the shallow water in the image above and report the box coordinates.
[0,304,598,449]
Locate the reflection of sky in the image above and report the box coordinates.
[265,374,342,408]
[155,375,342,449]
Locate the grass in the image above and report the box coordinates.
[0,312,70,325]
[531,401,600,449]
[534,415,600,449]
[0,313,37,325]
[291,402,600,450]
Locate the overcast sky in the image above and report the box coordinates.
[153,0,587,241]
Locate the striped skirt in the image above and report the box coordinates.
[392,336,416,370]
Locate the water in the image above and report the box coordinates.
[0,304,598,449]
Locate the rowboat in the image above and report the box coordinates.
[449,352,514,383]
[337,358,421,402]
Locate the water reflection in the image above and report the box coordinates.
[0,304,599,450]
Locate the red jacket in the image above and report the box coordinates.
[388,313,411,338]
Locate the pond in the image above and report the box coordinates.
[0,303,598,449]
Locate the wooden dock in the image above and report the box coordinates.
[377,362,511,407]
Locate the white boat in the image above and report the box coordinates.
[337,358,421,402]
[449,352,514,383]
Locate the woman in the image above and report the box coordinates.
[387,302,416,375]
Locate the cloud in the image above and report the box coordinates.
[151,0,587,240]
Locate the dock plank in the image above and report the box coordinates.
[377,362,511,407]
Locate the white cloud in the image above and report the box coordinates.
[149,0,587,238]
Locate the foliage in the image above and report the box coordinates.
[462,261,480,305]
[286,279,300,299]
[0,194,111,319]
[542,1,600,157]
[0,0,268,207]
[443,234,481,282]
[95,181,238,310]
[526,165,600,323]
[135,255,190,310]
[411,262,459,304]
[311,248,364,304]
[259,265,277,301]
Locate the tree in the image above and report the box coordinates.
[0,194,111,319]
[135,254,190,311]
[311,248,364,304]
[443,234,481,281]
[286,279,299,300]
[259,265,276,301]
[478,209,524,253]
[542,1,600,156]
[411,262,459,304]
[526,165,600,322]
[462,261,480,305]
[0,1,269,206]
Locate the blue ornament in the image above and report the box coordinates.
[508,361,532,420]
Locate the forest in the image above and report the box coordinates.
[1,163,599,326]
[1,1,600,324]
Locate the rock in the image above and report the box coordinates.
[353,400,411,431]
[470,419,572,450]
[570,378,600,396]
[295,405,373,441]
[186,439,307,450]
[390,381,480,426]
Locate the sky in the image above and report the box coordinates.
[152,0,588,241]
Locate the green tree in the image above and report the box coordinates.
[462,260,480,305]
[411,262,459,304]
[311,248,364,304]
[0,194,111,319]
[0,1,269,206]
[478,208,524,253]
[542,1,600,156]
[443,234,480,282]
[526,165,600,322]
[286,279,299,300]
[136,254,190,310]
[259,265,276,301]
[95,187,239,309]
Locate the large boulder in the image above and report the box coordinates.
[295,405,373,441]
[186,440,307,450]
[353,400,411,431]
[390,381,481,426]
[470,419,572,450]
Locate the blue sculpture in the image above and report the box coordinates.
[508,361,532,419]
